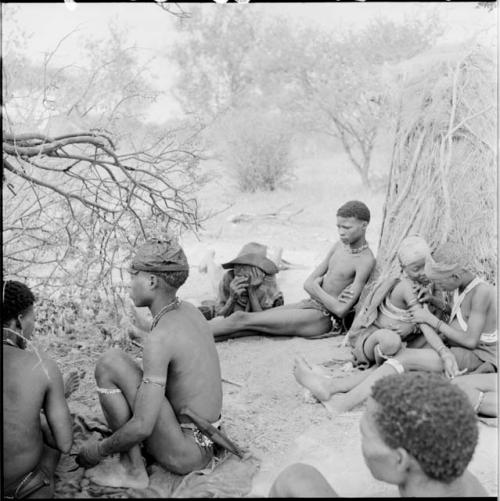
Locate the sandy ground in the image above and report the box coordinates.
[32,145,497,497]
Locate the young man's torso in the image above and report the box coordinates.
[154,301,222,423]
[321,243,374,297]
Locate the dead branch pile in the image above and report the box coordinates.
[375,44,497,284]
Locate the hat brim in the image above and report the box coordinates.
[222,253,278,275]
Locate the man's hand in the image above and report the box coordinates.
[338,286,354,303]
[76,440,103,468]
[440,350,467,379]
[229,276,249,299]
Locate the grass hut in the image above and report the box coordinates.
[374,43,497,285]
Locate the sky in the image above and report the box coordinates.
[3,2,497,123]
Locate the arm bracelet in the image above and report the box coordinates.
[143,376,166,387]
[437,345,448,356]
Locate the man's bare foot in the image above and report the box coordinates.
[293,357,332,402]
[321,394,349,416]
[64,370,81,399]
[85,456,149,490]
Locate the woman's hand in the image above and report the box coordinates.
[409,304,436,325]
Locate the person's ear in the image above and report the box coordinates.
[394,447,411,475]
[16,315,23,330]
[362,221,368,230]
[149,274,158,289]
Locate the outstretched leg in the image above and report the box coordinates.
[451,373,498,417]
[323,348,446,415]
[209,308,332,340]
[293,357,377,401]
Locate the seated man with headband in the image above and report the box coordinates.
[76,237,226,489]
[271,372,487,497]
[410,244,497,374]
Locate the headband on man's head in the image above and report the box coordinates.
[424,255,460,280]
[130,237,189,274]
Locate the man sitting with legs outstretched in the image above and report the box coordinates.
[76,237,224,489]
[209,201,376,341]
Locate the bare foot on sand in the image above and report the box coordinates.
[64,370,81,399]
[85,456,149,490]
[321,394,349,416]
[293,357,332,402]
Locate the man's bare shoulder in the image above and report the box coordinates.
[6,347,60,387]
[356,248,376,269]
[471,281,496,307]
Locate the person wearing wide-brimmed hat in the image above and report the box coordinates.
[209,201,376,341]
[214,242,284,318]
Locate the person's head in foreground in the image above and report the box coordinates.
[128,236,189,307]
[424,243,472,292]
[336,200,370,246]
[2,280,36,347]
[362,372,481,496]
[397,235,431,285]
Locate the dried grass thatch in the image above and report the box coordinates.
[374,43,497,285]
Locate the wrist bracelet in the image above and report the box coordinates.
[437,345,448,355]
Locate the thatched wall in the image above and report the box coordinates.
[375,44,497,285]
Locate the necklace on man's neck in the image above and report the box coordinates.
[151,297,181,331]
[344,242,369,255]
[3,327,25,349]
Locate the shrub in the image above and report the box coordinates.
[217,108,295,192]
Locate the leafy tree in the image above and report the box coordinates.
[171,7,443,189]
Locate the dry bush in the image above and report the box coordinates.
[216,109,296,193]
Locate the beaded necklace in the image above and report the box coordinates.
[151,297,181,331]
[344,242,369,255]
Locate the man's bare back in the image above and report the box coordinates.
[3,346,72,494]
[156,301,222,422]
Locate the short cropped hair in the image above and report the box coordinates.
[371,372,478,483]
[431,242,470,272]
[2,280,36,324]
[153,270,189,290]
[337,201,371,223]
